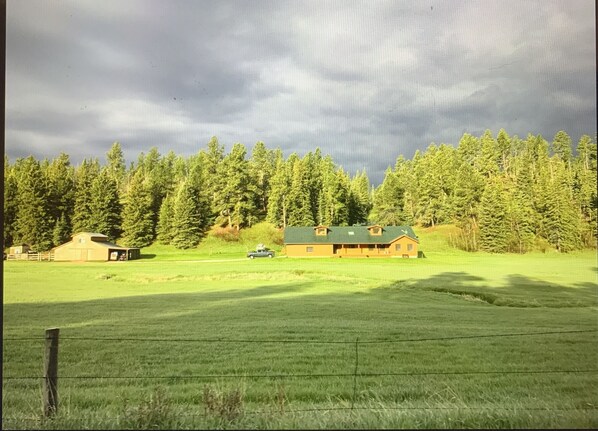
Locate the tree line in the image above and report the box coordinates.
[3,130,596,253]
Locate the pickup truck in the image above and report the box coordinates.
[247,249,275,259]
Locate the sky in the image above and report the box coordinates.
[6,0,596,185]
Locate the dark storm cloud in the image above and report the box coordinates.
[6,0,596,185]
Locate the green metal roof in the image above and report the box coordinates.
[283,225,419,245]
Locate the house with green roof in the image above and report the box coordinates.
[283,225,419,258]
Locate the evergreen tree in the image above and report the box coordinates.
[456,133,481,166]
[202,136,226,216]
[171,182,204,249]
[45,153,75,245]
[551,130,573,166]
[14,157,53,251]
[414,144,455,226]
[370,168,406,226]
[214,143,256,229]
[317,155,338,225]
[52,213,71,246]
[249,141,275,219]
[573,135,597,247]
[506,183,536,253]
[4,157,19,247]
[543,158,582,252]
[496,128,512,174]
[88,169,122,240]
[329,168,351,226]
[120,169,155,247]
[450,161,484,251]
[394,156,416,225]
[479,177,509,253]
[156,193,175,245]
[348,170,372,225]
[106,141,126,193]
[171,165,210,249]
[266,150,293,228]
[72,158,101,233]
[287,155,315,226]
[305,150,324,223]
[143,147,172,240]
[478,129,500,177]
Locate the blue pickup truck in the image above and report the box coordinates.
[247,245,275,259]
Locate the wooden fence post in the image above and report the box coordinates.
[44,328,59,417]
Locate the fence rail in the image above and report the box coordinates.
[5,252,54,261]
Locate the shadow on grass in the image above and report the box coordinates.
[4,270,597,341]
[374,271,597,308]
[140,254,157,259]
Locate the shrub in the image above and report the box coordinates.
[209,226,240,242]
[121,386,174,429]
[240,222,284,247]
[202,383,245,422]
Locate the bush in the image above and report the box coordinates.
[121,386,175,429]
[202,383,245,422]
[209,226,240,242]
[533,236,552,253]
[240,222,284,247]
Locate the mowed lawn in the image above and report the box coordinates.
[2,245,598,429]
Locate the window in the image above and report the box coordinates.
[306,246,314,253]
[316,227,327,236]
[395,244,401,251]
[407,244,413,251]
[369,226,382,236]
[79,238,86,244]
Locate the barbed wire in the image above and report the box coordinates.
[4,368,597,381]
[4,328,597,425]
[4,328,596,344]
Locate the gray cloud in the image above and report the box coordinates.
[6,0,596,185]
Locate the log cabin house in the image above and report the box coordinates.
[283,225,419,258]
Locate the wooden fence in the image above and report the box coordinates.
[5,252,54,261]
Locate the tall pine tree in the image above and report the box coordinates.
[479,177,509,253]
[88,169,122,240]
[171,165,210,249]
[14,157,53,251]
[120,169,155,247]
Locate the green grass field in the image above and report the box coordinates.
[2,227,598,429]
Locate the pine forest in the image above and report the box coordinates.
[3,129,597,254]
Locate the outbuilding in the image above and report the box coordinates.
[53,232,141,262]
[284,225,419,258]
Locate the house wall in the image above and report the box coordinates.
[334,244,389,256]
[388,237,418,257]
[53,241,109,261]
[286,237,419,258]
[285,244,334,257]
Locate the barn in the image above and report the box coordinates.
[53,232,141,262]
[283,225,419,258]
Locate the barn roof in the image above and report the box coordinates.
[284,225,418,245]
[53,232,139,251]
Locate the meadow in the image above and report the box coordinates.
[2,227,597,429]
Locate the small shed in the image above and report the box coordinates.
[53,233,141,262]
[9,244,30,255]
